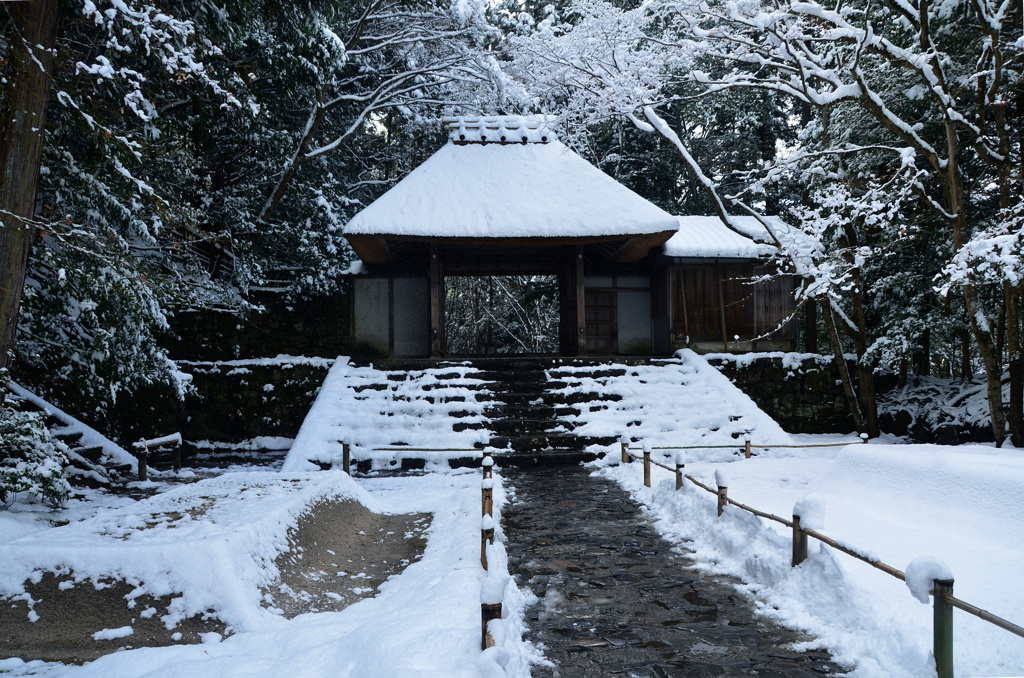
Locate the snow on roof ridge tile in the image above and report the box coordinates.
[442,115,556,144]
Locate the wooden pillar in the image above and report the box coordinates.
[429,243,444,357]
[560,246,586,356]
[575,245,587,356]
[718,265,729,352]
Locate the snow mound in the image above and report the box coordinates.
[792,494,826,530]
[0,471,368,632]
[905,556,954,604]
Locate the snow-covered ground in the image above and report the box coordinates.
[0,467,540,677]
[595,436,1024,678]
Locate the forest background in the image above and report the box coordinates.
[0,0,1021,502]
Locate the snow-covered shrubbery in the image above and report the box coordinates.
[0,395,71,509]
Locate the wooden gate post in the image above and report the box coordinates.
[481,602,502,649]
[933,578,955,678]
[792,515,808,566]
[621,435,630,464]
[743,433,752,459]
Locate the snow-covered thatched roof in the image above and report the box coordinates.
[344,117,679,242]
[664,216,785,259]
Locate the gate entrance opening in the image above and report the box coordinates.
[444,275,559,355]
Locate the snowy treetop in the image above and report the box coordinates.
[443,115,556,144]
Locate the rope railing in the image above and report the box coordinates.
[621,435,1024,678]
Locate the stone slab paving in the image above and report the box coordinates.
[502,466,844,678]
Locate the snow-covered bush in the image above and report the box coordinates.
[0,397,71,509]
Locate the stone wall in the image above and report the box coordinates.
[106,359,331,445]
[704,353,855,434]
[165,290,352,361]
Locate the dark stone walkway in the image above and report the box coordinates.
[502,466,843,678]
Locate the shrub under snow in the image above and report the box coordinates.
[0,400,71,508]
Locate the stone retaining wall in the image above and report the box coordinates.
[704,353,855,434]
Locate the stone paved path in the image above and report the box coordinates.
[502,466,844,678]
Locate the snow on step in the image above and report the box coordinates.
[549,349,792,452]
[283,360,495,472]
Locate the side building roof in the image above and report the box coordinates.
[664,216,790,260]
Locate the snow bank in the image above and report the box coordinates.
[600,442,1024,677]
[0,471,368,633]
[0,469,543,677]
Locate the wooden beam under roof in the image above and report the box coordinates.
[345,230,677,268]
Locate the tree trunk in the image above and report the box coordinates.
[820,297,866,434]
[847,267,880,437]
[944,114,1006,444]
[915,328,931,376]
[1005,282,1023,446]
[0,0,61,370]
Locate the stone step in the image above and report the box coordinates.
[495,433,618,453]
[495,448,603,466]
[487,418,576,436]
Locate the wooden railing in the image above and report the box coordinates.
[622,440,1024,678]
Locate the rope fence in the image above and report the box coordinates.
[621,438,1024,678]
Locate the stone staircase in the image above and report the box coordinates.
[285,352,792,471]
[475,358,625,465]
[5,384,136,487]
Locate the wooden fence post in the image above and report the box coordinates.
[481,602,502,649]
[482,478,493,517]
[342,442,351,474]
[792,515,808,566]
[482,450,493,479]
[675,456,684,491]
[481,515,495,570]
[642,441,651,488]
[933,578,955,678]
[744,433,752,459]
[620,435,630,464]
[137,439,148,481]
[717,484,727,517]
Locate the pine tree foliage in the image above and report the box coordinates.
[2,0,506,430]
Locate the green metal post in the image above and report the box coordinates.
[933,578,954,678]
